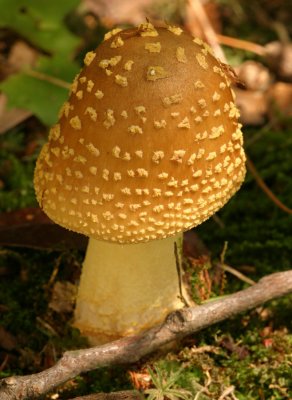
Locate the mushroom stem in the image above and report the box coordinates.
[74,233,185,344]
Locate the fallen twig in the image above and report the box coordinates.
[216,34,266,56]
[246,156,292,215]
[220,263,256,286]
[69,391,142,400]
[187,0,226,62]
[0,270,291,400]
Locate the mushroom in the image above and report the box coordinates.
[34,23,246,344]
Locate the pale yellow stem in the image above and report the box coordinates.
[74,234,185,344]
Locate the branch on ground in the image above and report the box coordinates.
[246,156,292,215]
[0,270,291,400]
[68,391,142,400]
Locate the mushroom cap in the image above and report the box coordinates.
[34,23,246,244]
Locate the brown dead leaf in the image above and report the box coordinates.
[0,40,38,134]
[41,342,58,369]
[265,41,292,81]
[235,61,271,92]
[185,0,222,39]
[183,230,210,259]
[234,88,268,125]
[84,0,156,26]
[129,369,151,391]
[268,82,292,116]
[8,41,38,73]
[0,326,18,351]
[49,281,77,314]
[0,207,87,250]
[0,93,32,134]
[219,335,250,360]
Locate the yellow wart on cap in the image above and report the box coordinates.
[84,51,96,66]
[69,116,81,130]
[167,25,183,35]
[162,93,183,107]
[110,36,124,48]
[115,75,128,87]
[104,28,122,41]
[176,47,187,63]
[128,125,143,135]
[145,42,161,53]
[196,53,208,70]
[124,60,134,71]
[147,66,169,81]
[139,22,158,37]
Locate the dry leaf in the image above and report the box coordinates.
[268,82,292,116]
[183,230,210,259]
[0,40,38,133]
[0,326,18,351]
[265,41,292,81]
[185,0,222,39]
[234,88,268,125]
[235,61,271,91]
[49,281,77,314]
[84,0,156,25]
[8,41,38,73]
[0,207,87,250]
[129,369,151,391]
[0,93,32,134]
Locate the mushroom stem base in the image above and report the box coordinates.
[74,234,185,344]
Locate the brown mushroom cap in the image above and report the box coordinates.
[34,23,246,244]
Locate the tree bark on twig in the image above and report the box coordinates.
[0,270,291,400]
[69,391,142,400]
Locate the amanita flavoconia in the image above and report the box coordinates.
[34,23,246,344]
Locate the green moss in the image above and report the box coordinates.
[0,130,38,211]
[221,332,292,399]
[157,308,292,399]
[0,249,86,376]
